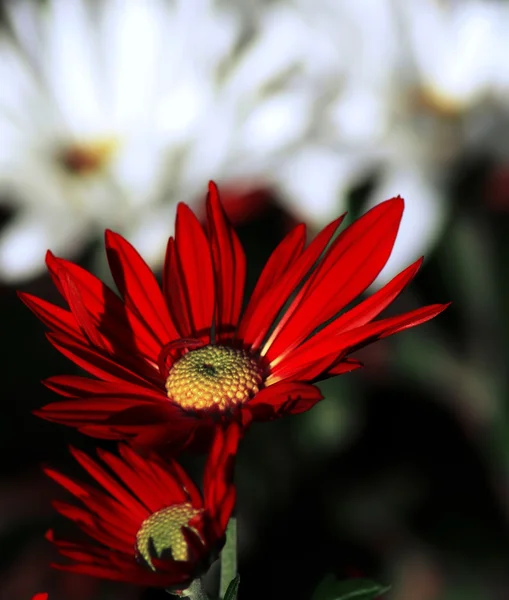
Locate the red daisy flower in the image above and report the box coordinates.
[44,424,238,589]
[20,182,448,453]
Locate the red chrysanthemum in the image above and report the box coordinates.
[20,182,448,453]
[44,424,238,588]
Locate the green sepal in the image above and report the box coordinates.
[222,574,240,600]
[312,575,390,600]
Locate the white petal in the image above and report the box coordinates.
[3,0,43,66]
[155,74,209,140]
[0,37,39,123]
[274,147,374,227]
[328,86,390,146]
[100,0,169,128]
[123,204,179,271]
[401,0,499,105]
[109,135,167,209]
[224,6,310,99]
[365,164,447,290]
[178,103,238,189]
[324,0,399,79]
[237,91,313,159]
[0,160,68,210]
[42,0,103,133]
[0,210,90,282]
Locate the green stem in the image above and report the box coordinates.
[170,578,208,600]
[219,517,237,598]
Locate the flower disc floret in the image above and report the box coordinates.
[165,346,263,412]
[136,503,203,568]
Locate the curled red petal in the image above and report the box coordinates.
[243,382,323,423]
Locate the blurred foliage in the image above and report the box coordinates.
[312,576,390,600]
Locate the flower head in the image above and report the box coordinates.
[20,182,448,453]
[44,424,239,588]
[276,0,509,287]
[0,0,328,282]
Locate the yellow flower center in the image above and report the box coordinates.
[412,86,464,119]
[58,138,118,176]
[136,503,203,570]
[165,345,263,412]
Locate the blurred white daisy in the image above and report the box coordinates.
[364,0,509,287]
[273,0,509,288]
[0,0,330,282]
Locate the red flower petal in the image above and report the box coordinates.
[239,214,345,350]
[43,375,162,399]
[329,257,424,333]
[51,501,134,551]
[270,257,424,371]
[46,333,161,386]
[81,404,199,453]
[240,224,306,318]
[204,423,240,513]
[206,181,246,341]
[68,447,150,516]
[47,252,164,360]
[243,382,323,423]
[48,535,184,586]
[116,444,202,508]
[95,449,186,512]
[263,197,404,360]
[46,478,142,543]
[325,358,364,377]
[57,267,110,350]
[105,230,179,344]
[163,237,194,338]
[18,292,82,340]
[174,203,215,339]
[271,303,450,382]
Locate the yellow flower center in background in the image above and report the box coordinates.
[58,138,118,176]
[412,86,464,119]
[136,503,203,570]
[165,345,263,412]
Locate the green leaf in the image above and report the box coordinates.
[223,574,240,600]
[312,575,390,600]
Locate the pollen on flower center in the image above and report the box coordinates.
[58,138,118,176]
[165,345,263,412]
[136,503,203,570]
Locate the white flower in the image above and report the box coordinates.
[364,0,509,288]
[270,0,398,227]
[273,0,509,288]
[0,0,327,282]
[0,0,184,280]
[4,0,508,287]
